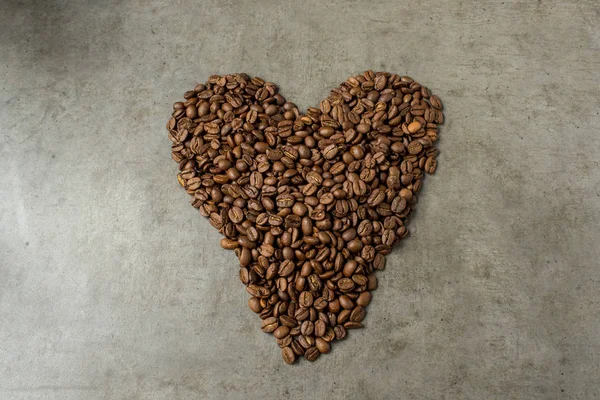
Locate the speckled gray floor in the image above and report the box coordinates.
[1,1,599,399]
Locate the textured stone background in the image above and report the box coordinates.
[1,0,599,399]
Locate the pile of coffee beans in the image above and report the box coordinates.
[167,71,444,364]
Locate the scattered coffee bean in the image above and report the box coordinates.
[167,71,444,364]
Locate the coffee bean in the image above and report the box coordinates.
[278,260,295,277]
[299,291,314,308]
[280,315,297,328]
[168,72,444,364]
[290,340,304,356]
[367,274,378,290]
[220,238,239,249]
[304,346,320,361]
[322,326,336,342]
[277,335,292,348]
[248,297,262,313]
[301,320,315,336]
[314,319,327,337]
[295,307,309,321]
[352,274,368,286]
[273,325,290,339]
[350,306,366,323]
[261,317,278,333]
[344,321,363,329]
[313,297,328,311]
[337,294,352,310]
[315,337,331,354]
[282,347,296,364]
[356,292,372,307]
[430,95,443,110]
[338,278,355,292]
[408,121,422,134]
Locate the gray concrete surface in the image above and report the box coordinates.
[1,0,599,399]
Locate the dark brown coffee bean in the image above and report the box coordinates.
[315,337,331,354]
[338,278,355,292]
[343,321,363,329]
[304,346,320,361]
[277,335,292,348]
[338,309,351,324]
[295,307,309,321]
[299,291,314,308]
[261,317,278,333]
[347,238,363,253]
[367,274,378,290]
[430,95,443,110]
[313,297,328,311]
[314,320,327,337]
[301,320,315,336]
[273,325,290,339]
[278,260,295,277]
[339,295,354,310]
[322,326,336,342]
[352,274,368,286]
[282,346,296,364]
[350,306,366,322]
[308,274,322,292]
[248,297,262,313]
[407,141,423,155]
[356,292,372,307]
[334,325,347,340]
[291,340,304,356]
[280,315,297,328]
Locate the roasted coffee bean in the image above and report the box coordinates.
[281,346,297,365]
[168,72,444,364]
[221,238,239,249]
[248,297,262,313]
[314,320,327,337]
[344,321,363,329]
[315,337,331,354]
[299,291,314,308]
[356,292,373,307]
[301,320,315,336]
[291,340,304,356]
[350,306,366,323]
[322,326,336,342]
[338,278,355,292]
[277,335,292,348]
[339,295,354,310]
[295,307,309,321]
[273,325,290,339]
[334,325,347,340]
[261,317,279,333]
[280,315,297,328]
[304,346,320,361]
[313,297,328,311]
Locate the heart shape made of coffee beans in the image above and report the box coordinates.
[167,71,444,364]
